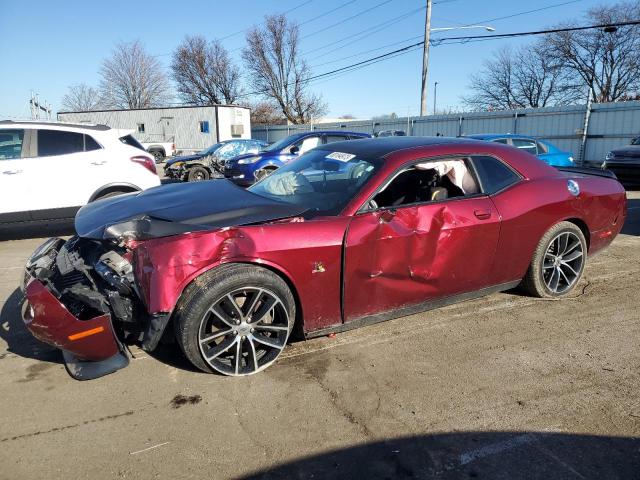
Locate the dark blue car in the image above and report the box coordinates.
[224,130,371,185]
[165,139,268,182]
[466,134,574,167]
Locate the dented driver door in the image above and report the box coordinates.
[342,196,501,323]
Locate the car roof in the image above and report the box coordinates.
[315,136,483,158]
[466,133,538,140]
[0,119,111,131]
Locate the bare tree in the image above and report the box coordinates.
[243,100,287,124]
[171,36,241,105]
[463,42,580,110]
[546,1,640,102]
[99,40,172,109]
[243,14,327,124]
[60,84,102,112]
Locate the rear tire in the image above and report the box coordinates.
[187,166,210,182]
[150,150,165,164]
[521,221,587,298]
[173,264,295,376]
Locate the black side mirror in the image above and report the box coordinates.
[290,145,300,155]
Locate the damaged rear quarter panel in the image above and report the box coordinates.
[132,217,349,332]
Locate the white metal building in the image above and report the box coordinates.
[57,105,251,151]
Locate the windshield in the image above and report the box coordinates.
[262,135,304,153]
[248,149,382,216]
[199,143,223,155]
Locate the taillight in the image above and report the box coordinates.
[131,156,157,175]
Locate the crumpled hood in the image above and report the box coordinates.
[75,180,307,240]
[166,153,204,167]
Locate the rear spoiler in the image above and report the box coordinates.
[556,166,617,180]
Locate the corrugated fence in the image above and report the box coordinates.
[251,101,640,165]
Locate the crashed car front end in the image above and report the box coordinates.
[22,237,140,380]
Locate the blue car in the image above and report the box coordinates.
[224,130,371,185]
[466,134,575,167]
[165,139,268,182]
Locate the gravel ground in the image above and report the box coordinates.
[0,191,638,480]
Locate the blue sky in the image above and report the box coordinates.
[0,0,606,119]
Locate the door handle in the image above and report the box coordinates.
[474,209,492,220]
[2,169,23,175]
[90,161,107,166]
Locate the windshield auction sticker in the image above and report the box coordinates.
[326,152,356,162]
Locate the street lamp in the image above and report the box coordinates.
[419,0,496,116]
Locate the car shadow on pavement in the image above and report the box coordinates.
[239,431,640,480]
[622,198,640,236]
[0,220,75,241]
[0,288,61,363]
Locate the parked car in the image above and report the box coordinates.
[375,129,406,137]
[140,141,176,164]
[466,134,574,167]
[603,136,640,187]
[0,120,160,225]
[165,139,268,182]
[22,136,625,379]
[224,130,371,186]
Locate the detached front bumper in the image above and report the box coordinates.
[21,239,129,380]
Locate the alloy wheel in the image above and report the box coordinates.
[197,287,291,376]
[542,231,585,294]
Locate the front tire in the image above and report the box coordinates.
[173,264,295,376]
[521,221,587,298]
[187,166,210,182]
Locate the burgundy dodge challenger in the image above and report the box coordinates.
[21,137,626,379]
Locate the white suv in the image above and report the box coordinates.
[0,120,161,224]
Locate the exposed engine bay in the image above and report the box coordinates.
[24,236,166,351]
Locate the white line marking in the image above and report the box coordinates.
[459,433,537,465]
[129,441,170,455]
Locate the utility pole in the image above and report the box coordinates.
[420,0,432,117]
[30,92,52,120]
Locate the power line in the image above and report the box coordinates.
[301,0,394,39]
[299,0,359,26]
[435,0,583,31]
[303,5,425,56]
[217,0,314,41]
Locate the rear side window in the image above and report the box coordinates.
[84,135,101,151]
[119,134,146,152]
[512,138,538,155]
[325,135,348,144]
[38,129,84,156]
[0,129,24,160]
[472,156,520,194]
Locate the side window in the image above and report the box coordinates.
[37,129,84,157]
[0,129,25,160]
[492,138,509,145]
[84,134,101,152]
[372,157,480,209]
[325,135,348,144]
[472,156,520,195]
[512,138,538,155]
[295,136,320,155]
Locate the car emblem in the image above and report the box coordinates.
[567,180,580,196]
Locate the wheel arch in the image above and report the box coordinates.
[171,260,305,338]
[563,217,591,249]
[88,183,140,202]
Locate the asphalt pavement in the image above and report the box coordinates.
[0,190,638,480]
